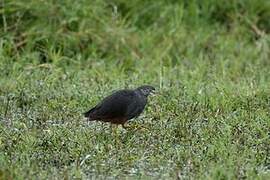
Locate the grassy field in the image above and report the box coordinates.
[0,0,270,179]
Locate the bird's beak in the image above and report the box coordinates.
[150,90,158,96]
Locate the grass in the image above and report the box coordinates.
[0,0,270,179]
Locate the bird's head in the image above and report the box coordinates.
[136,85,156,97]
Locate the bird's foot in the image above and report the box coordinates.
[135,124,150,131]
[121,124,133,130]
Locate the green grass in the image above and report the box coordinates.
[0,0,270,179]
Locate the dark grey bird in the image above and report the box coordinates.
[83,85,155,128]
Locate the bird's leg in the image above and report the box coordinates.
[111,124,116,135]
[110,123,114,134]
[121,123,135,130]
[131,120,150,131]
[110,123,121,145]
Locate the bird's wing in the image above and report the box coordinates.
[89,90,136,120]
[125,94,147,119]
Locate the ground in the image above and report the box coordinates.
[0,0,269,179]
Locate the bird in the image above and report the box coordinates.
[83,85,155,128]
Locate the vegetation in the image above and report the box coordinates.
[0,0,269,179]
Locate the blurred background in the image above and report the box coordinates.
[0,0,269,179]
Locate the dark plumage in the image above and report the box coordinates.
[84,85,155,127]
